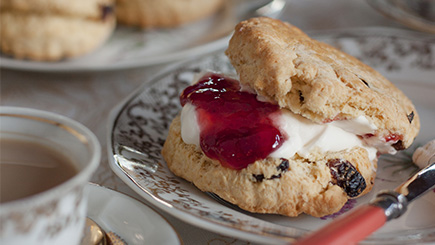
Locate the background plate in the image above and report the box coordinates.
[0,0,282,72]
[108,28,435,244]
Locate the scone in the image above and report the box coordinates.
[162,17,420,217]
[116,0,224,28]
[0,0,116,61]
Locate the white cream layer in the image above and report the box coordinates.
[269,110,378,161]
[180,102,379,162]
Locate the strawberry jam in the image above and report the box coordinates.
[180,73,286,170]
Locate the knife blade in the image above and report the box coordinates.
[396,161,435,202]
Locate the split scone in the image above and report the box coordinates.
[116,0,224,29]
[162,17,420,217]
[0,0,115,61]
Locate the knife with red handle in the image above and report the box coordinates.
[295,162,435,245]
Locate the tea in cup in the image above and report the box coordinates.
[0,107,101,245]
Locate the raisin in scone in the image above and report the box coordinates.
[162,18,420,217]
[116,0,224,28]
[0,0,115,61]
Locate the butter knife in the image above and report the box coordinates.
[295,161,435,245]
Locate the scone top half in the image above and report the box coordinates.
[225,17,420,152]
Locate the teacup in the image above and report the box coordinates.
[0,107,101,245]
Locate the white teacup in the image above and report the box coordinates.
[0,107,101,245]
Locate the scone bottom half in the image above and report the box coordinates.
[162,17,420,217]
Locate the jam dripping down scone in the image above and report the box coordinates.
[162,17,420,217]
[115,0,224,29]
[0,0,115,61]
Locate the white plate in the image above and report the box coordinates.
[85,183,181,245]
[0,0,283,72]
[107,28,435,244]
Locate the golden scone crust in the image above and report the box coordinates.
[116,0,224,28]
[0,0,115,61]
[225,17,420,150]
[162,115,376,217]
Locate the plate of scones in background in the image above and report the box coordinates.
[0,0,283,72]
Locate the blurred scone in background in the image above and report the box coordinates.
[0,0,116,61]
[115,0,224,28]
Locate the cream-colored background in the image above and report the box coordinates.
[0,0,424,244]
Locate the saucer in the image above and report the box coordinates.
[85,183,181,245]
